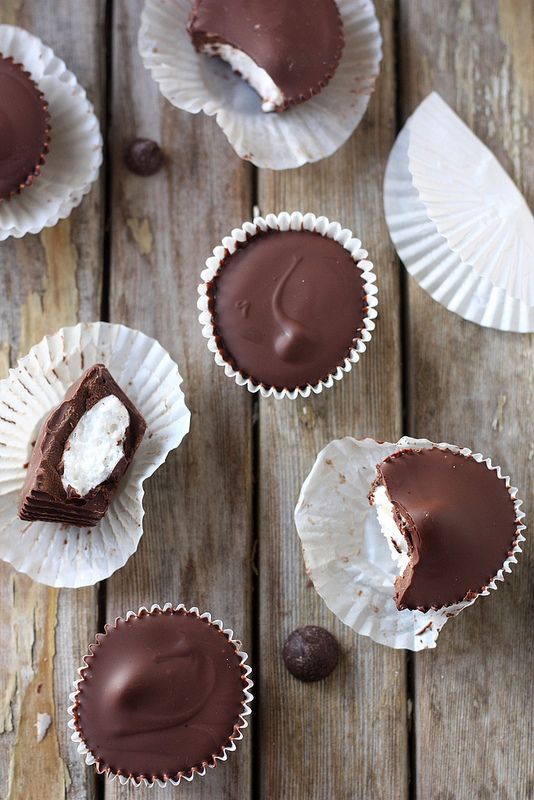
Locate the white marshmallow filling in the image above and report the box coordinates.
[61,395,130,497]
[372,484,411,575]
[200,42,285,112]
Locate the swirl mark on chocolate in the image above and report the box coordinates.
[109,636,217,738]
[272,255,315,362]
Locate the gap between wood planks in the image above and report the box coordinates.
[96,2,114,798]
[392,0,417,795]
[96,2,411,799]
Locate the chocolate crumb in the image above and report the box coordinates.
[283,625,339,682]
[416,621,433,636]
[125,138,164,176]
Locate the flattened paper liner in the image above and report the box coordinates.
[385,122,534,332]
[138,0,382,169]
[68,603,253,789]
[0,323,190,588]
[295,437,525,651]
[197,211,378,400]
[0,25,102,240]
[384,92,534,330]
[408,94,534,306]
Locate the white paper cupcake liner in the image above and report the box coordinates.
[197,211,378,400]
[138,0,382,169]
[295,436,526,651]
[68,603,254,789]
[0,323,191,588]
[384,92,534,331]
[0,25,102,240]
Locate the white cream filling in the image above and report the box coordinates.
[62,395,130,497]
[201,42,285,112]
[372,485,411,575]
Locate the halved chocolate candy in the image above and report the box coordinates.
[369,448,520,611]
[187,0,344,112]
[19,365,146,526]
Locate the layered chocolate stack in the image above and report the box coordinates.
[19,364,146,526]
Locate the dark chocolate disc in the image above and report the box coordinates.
[0,55,50,201]
[125,138,164,176]
[73,608,247,781]
[283,626,339,682]
[207,229,367,390]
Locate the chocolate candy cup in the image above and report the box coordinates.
[198,212,378,399]
[69,604,253,788]
[370,446,522,611]
[188,0,344,112]
[295,436,526,650]
[0,54,50,202]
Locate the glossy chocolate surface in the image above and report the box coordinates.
[188,0,343,109]
[374,448,519,610]
[0,55,50,201]
[74,609,246,780]
[19,364,146,526]
[208,229,366,390]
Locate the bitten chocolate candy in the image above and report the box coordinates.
[188,0,344,111]
[370,448,520,611]
[0,54,50,201]
[19,364,146,526]
[207,229,367,391]
[125,138,163,176]
[283,626,339,682]
[72,608,247,781]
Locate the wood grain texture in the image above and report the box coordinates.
[256,3,409,799]
[0,3,105,799]
[105,1,253,798]
[399,2,534,798]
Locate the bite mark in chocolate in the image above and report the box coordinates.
[369,447,520,611]
[187,0,344,112]
[19,365,146,526]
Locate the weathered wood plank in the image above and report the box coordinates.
[399,1,534,798]
[105,2,253,798]
[0,3,106,799]
[256,3,408,798]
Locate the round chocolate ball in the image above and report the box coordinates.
[125,138,163,176]
[283,625,339,682]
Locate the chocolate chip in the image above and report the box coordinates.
[282,626,339,682]
[125,138,164,176]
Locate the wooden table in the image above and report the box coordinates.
[1,1,533,798]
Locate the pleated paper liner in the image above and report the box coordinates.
[0,323,190,588]
[138,0,382,169]
[0,25,102,240]
[68,604,253,789]
[197,211,378,400]
[294,436,525,651]
[384,92,534,331]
